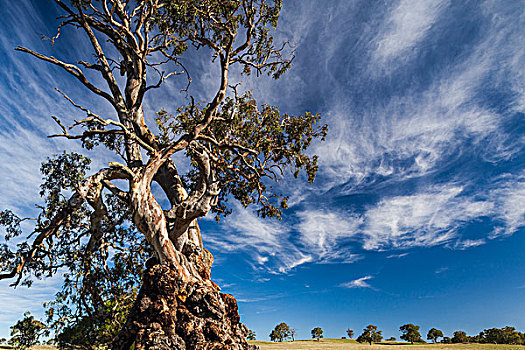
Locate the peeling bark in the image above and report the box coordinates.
[112,264,258,350]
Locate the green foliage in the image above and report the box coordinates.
[56,296,135,350]
[43,191,146,347]
[157,0,290,79]
[346,329,354,339]
[441,336,452,344]
[427,328,444,343]
[311,327,324,341]
[478,327,524,345]
[451,330,468,343]
[357,325,383,345]
[157,91,327,220]
[269,323,290,342]
[8,312,46,349]
[247,329,257,341]
[1,152,148,346]
[399,323,422,344]
[39,152,91,213]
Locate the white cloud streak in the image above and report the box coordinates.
[373,0,449,65]
[295,172,525,254]
[204,204,313,273]
[205,204,362,274]
[340,275,376,289]
[295,210,362,263]
[312,1,524,190]
[361,185,489,250]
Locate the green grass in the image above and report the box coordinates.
[2,339,523,350]
[249,339,525,349]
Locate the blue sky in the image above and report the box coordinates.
[0,0,524,342]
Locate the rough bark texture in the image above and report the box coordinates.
[112,255,258,350]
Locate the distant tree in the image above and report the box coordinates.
[8,312,46,349]
[346,329,354,339]
[498,326,523,345]
[269,323,290,342]
[387,337,396,341]
[483,327,524,345]
[0,338,6,345]
[400,324,422,344]
[311,327,323,341]
[441,336,452,344]
[472,331,485,344]
[357,325,383,345]
[290,327,296,342]
[246,330,256,341]
[269,330,278,342]
[427,328,444,343]
[451,331,468,343]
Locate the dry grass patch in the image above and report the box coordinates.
[249,339,525,350]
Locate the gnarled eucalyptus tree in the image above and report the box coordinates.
[0,1,326,348]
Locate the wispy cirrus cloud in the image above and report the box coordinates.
[359,172,525,250]
[293,172,525,254]
[340,275,376,290]
[387,252,409,259]
[372,0,449,65]
[361,185,489,250]
[204,204,313,274]
[295,210,362,263]
[310,0,524,192]
[205,205,362,274]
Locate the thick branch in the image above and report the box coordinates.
[15,47,116,108]
[0,168,130,285]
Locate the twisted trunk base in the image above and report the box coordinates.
[112,263,258,350]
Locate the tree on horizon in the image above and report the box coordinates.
[427,328,444,343]
[311,327,324,342]
[270,323,291,342]
[400,323,422,344]
[357,325,383,345]
[346,329,354,339]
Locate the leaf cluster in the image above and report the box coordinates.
[8,312,47,349]
[157,91,327,220]
[156,0,290,79]
[356,325,383,345]
[311,327,323,340]
[269,322,290,342]
[399,323,422,344]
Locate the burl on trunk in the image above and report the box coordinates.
[113,245,258,350]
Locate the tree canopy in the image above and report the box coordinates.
[8,312,47,350]
[357,325,383,345]
[311,327,323,341]
[427,328,443,343]
[269,323,291,342]
[399,323,422,344]
[346,329,354,339]
[451,331,468,344]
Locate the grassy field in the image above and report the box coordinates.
[249,339,525,350]
[2,340,524,350]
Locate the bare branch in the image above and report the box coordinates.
[15,47,116,107]
[55,88,157,154]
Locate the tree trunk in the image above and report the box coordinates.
[110,149,256,349]
[112,245,257,350]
